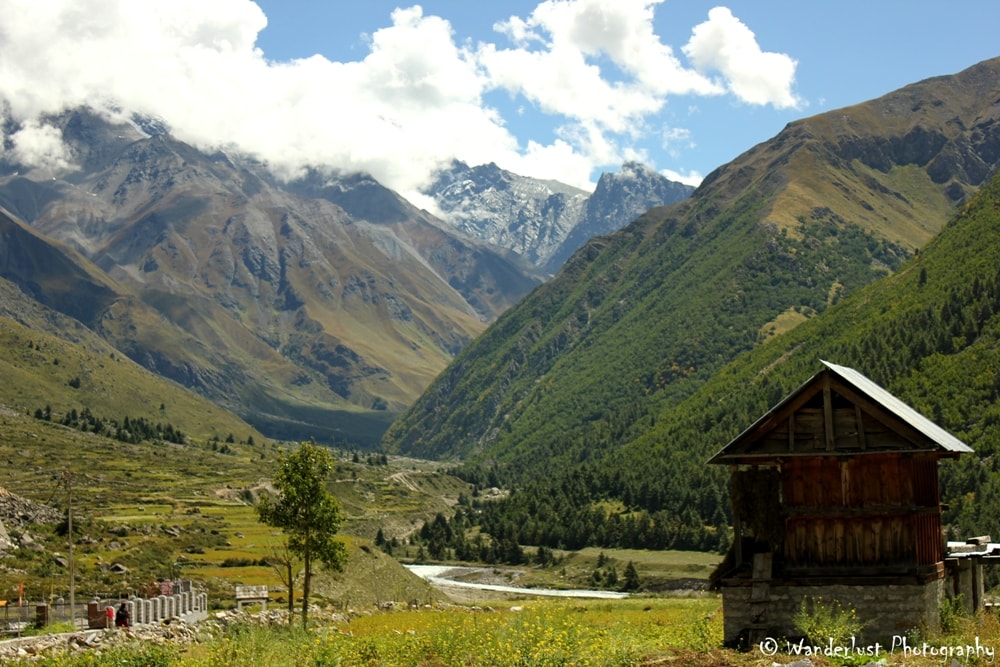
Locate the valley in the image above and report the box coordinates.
[0,402,718,616]
[0,46,999,665]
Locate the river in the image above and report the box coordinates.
[405,565,629,599]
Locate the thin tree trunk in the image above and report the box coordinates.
[266,545,298,626]
[301,545,311,629]
[286,560,295,625]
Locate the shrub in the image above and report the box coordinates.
[10,643,176,666]
[793,596,863,646]
[940,594,967,634]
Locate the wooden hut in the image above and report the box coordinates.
[708,361,973,645]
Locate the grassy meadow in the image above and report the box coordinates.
[9,595,1000,666]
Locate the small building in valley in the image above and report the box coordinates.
[708,361,973,645]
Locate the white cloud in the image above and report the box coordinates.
[661,127,694,151]
[683,7,802,109]
[0,1,798,195]
[508,139,596,188]
[484,0,721,134]
[661,167,703,188]
[7,121,76,172]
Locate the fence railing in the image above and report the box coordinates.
[1,581,208,637]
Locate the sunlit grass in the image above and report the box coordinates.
[13,596,1000,666]
[515,547,721,591]
[188,597,725,667]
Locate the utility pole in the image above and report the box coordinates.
[63,470,74,628]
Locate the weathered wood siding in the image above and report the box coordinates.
[781,453,942,568]
[757,406,929,455]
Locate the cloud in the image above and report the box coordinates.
[0,1,799,195]
[494,0,722,99]
[0,0,518,196]
[683,7,802,109]
[8,121,77,172]
[483,0,721,140]
[661,168,703,188]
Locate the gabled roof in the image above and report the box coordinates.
[707,361,973,464]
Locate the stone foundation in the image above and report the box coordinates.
[721,577,944,646]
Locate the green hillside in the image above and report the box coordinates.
[0,281,262,443]
[0,276,471,605]
[426,168,1000,557]
[384,58,1000,474]
[623,170,1000,543]
[0,404,448,608]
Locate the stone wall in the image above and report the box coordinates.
[946,557,986,613]
[87,590,208,629]
[721,578,944,646]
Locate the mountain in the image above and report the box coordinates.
[0,204,121,327]
[0,110,539,444]
[0,268,261,444]
[423,160,694,275]
[542,161,695,274]
[423,160,589,270]
[452,167,1000,557]
[382,57,1000,474]
[612,168,1000,549]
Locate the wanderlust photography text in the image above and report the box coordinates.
[757,635,995,661]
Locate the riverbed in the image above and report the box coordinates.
[405,565,629,599]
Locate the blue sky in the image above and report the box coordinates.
[1,0,998,207]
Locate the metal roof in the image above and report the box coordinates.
[707,361,973,463]
[821,361,973,454]
[946,541,1000,559]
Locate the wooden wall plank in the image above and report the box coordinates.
[823,376,835,450]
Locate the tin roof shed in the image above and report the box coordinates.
[708,361,975,645]
[708,360,972,465]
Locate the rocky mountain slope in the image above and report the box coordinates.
[543,162,695,274]
[424,160,694,275]
[0,111,539,443]
[0,265,264,445]
[423,160,588,271]
[0,106,697,445]
[0,486,61,548]
[383,56,1000,468]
